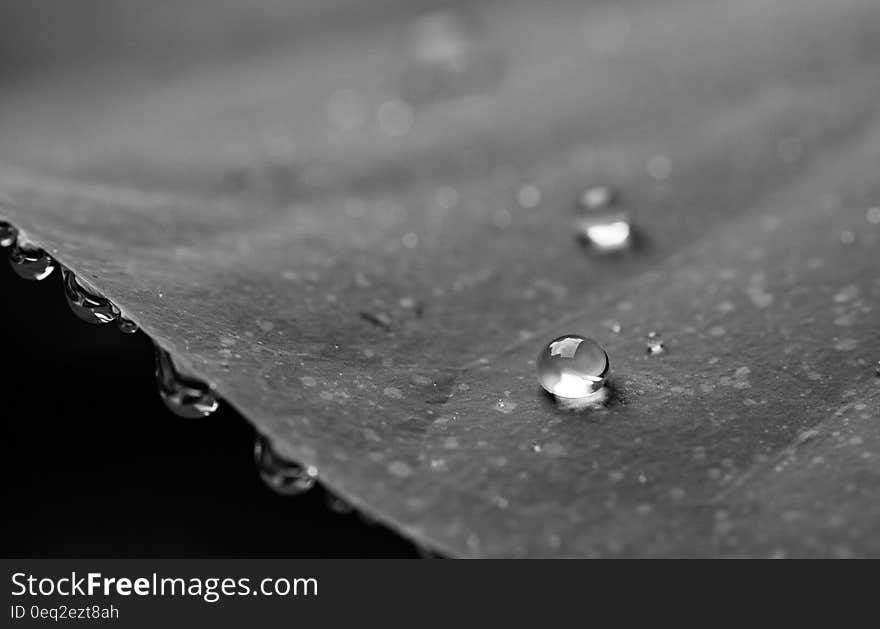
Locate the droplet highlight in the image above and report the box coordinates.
[537,335,609,399]
[155,345,218,418]
[9,241,55,281]
[62,268,120,324]
[254,434,318,496]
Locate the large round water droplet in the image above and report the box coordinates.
[62,268,120,324]
[9,242,55,280]
[537,335,609,399]
[155,346,218,418]
[0,221,18,248]
[254,434,318,496]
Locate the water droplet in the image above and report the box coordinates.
[155,345,218,418]
[579,185,616,211]
[61,268,120,324]
[400,9,502,105]
[646,155,672,180]
[516,185,542,209]
[840,230,856,245]
[326,88,367,132]
[646,331,665,355]
[377,99,415,137]
[867,207,880,224]
[254,434,317,496]
[536,335,609,399]
[117,317,139,334]
[326,493,354,514]
[0,221,18,247]
[9,241,55,280]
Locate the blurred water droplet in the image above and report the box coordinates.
[155,345,218,418]
[537,335,609,399]
[401,9,502,105]
[377,99,415,137]
[840,230,856,245]
[62,268,120,324]
[326,493,354,514]
[0,221,18,247]
[9,241,55,280]
[646,331,665,355]
[647,155,672,180]
[254,434,318,496]
[117,317,139,334]
[326,88,367,132]
[579,185,616,211]
[516,185,542,209]
[867,207,880,224]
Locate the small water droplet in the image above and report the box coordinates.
[117,317,139,334]
[326,88,367,132]
[867,207,880,224]
[401,9,502,105]
[579,185,617,211]
[155,345,218,418]
[537,335,609,399]
[646,331,665,355]
[516,184,542,209]
[326,493,354,514]
[9,241,55,280]
[647,154,672,180]
[254,434,317,496]
[61,268,120,324]
[377,99,415,137]
[840,230,856,245]
[0,221,18,247]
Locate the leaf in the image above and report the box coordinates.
[1,0,879,556]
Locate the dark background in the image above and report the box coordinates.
[0,258,419,557]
